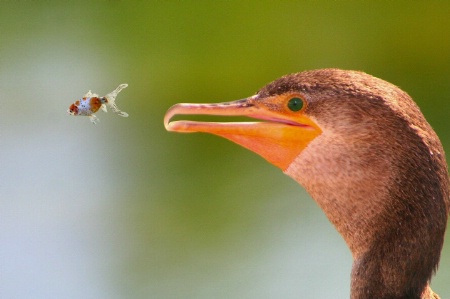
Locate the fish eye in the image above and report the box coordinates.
[287,97,304,112]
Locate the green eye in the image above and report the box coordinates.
[287,97,304,111]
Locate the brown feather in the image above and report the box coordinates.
[270,69,449,299]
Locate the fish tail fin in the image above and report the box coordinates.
[104,84,129,117]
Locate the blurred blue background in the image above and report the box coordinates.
[0,2,449,298]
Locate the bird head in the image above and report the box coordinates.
[164,69,414,173]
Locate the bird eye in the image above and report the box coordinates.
[287,97,304,112]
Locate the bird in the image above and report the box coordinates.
[164,69,449,299]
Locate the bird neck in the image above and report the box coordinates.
[285,128,448,299]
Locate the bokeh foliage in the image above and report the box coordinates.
[1,2,449,299]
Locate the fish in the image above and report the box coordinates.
[67,84,129,124]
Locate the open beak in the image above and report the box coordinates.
[164,96,321,171]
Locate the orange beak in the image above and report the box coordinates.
[164,96,322,171]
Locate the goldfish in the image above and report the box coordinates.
[67,84,129,124]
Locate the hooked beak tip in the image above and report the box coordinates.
[164,99,254,132]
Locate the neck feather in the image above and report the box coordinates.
[285,123,448,298]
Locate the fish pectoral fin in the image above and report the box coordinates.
[89,115,100,124]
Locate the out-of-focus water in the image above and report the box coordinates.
[1,2,449,299]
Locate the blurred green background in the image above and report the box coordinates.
[1,2,449,299]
